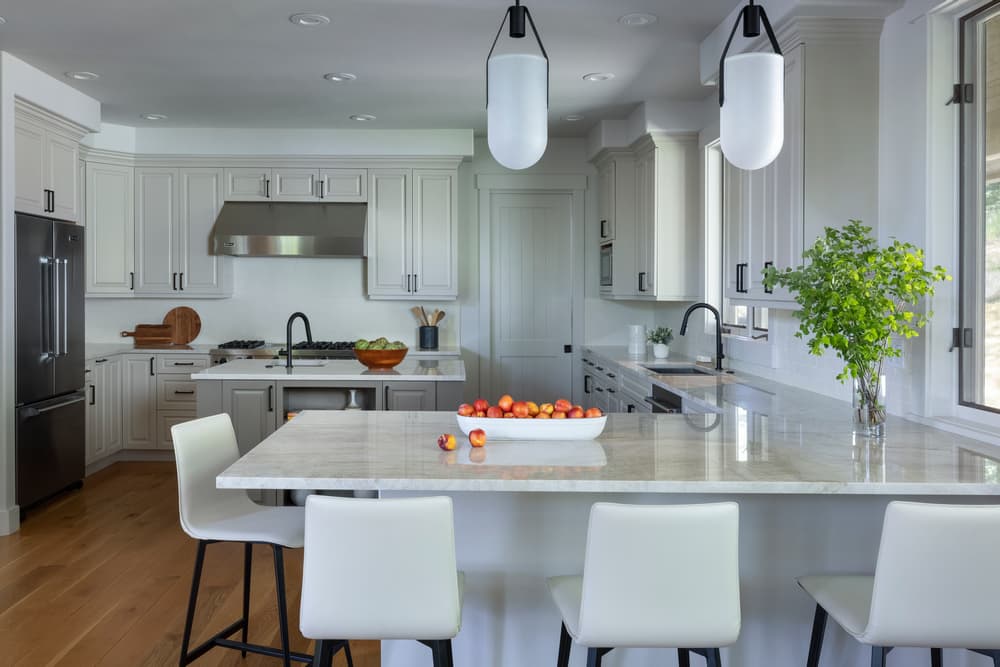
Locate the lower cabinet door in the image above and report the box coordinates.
[384,381,436,411]
[158,412,195,451]
[122,355,158,449]
[221,381,277,455]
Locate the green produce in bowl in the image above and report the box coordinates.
[375,337,389,346]
[355,339,369,350]
[391,340,406,349]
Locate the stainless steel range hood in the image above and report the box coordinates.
[211,202,367,257]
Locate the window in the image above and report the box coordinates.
[960,3,1000,413]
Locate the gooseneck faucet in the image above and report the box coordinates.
[679,302,725,372]
[285,312,313,369]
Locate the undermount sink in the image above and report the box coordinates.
[643,365,713,375]
[265,359,329,368]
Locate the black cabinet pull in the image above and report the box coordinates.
[172,272,177,290]
[736,263,749,294]
[595,386,605,393]
[149,357,155,376]
[173,390,195,395]
[50,190,55,212]
[595,366,604,371]
[318,180,325,199]
[95,358,107,364]
[606,372,616,379]
[89,385,96,406]
[179,272,184,291]
[129,271,135,290]
[763,261,774,294]
[600,220,608,238]
[268,385,274,412]
[265,178,270,198]
[584,375,592,394]
[413,274,417,293]
[627,404,636,413]
[172,361,195,366]
[638,272,647,292]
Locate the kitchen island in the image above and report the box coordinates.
[218,395,1000,667]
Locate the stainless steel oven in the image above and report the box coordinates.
[600,243,613,288]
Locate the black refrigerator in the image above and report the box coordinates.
[15,213,86,511]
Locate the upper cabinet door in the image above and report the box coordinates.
[598,161,615,242]
[46,132,80,222]
[85,162,135,295]
[134,168,179,293]
[224,168,271,201]
[15,118,47,216]
[318,168,367,202]
[272,168,318,201]
[367,169,411,297]
[177,168,230,296]
[411,169,457,298]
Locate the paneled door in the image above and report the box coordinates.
[488,192,575,400]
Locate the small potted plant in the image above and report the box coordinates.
[763,220,949,437]
[647,327,674,359]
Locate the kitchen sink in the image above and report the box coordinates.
[643,365,713,375]
[265,360,329,368]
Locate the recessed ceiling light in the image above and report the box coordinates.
[140,113,168,121]
[66,71,99,81]
[582,72,615,82]
[289,13,330,26]
[564,114,585,122]
[350,114,376,122]
[618,13,658,26]
[323,72,357,82]
[0,17,7,25]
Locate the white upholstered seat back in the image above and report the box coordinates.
[864,501,1000,648]
[299,494,462,641]
[576,502,741,648]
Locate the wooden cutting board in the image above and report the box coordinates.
[162,307,201,345]
[121,324,174,346]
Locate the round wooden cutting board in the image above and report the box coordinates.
[162,307,201,345]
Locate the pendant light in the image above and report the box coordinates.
[719,0,784,171]
[487,0,549,170]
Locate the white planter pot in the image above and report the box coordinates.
[652,343,670,359]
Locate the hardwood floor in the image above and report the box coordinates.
[0,462,378,667]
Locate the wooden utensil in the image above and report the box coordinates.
[411,306,427,326]
[420,306,430,327]
[121,324,174,347]
[162,307,202,345]
[435,311,446,325]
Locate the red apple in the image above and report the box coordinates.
[554,398,573,413]
[437,433,457,451]
[457,403,475,417]
[497,394,514,412]
[486,406,504,419]
[475,410,487,418]
[511,401,530,418]
[473,398,490,413]
[552,411,567,419]
[585,407,603,418]
[468,429,487,447]
[535,412,551,419]
[567,407,585,419]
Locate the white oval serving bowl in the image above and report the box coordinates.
[455,415,607,441]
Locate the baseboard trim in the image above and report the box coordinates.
[0,503,20,535]
[86,450,175,477]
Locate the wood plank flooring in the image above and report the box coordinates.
[0,462,378,667]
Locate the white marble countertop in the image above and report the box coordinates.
[86,342,214,359]
[217,409,1000,495]
[193,357,465,382]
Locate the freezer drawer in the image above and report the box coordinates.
[16,390,86,509]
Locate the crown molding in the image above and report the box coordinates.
[78,148,464,170]
[631,131,699,154]
[15,98,91,140]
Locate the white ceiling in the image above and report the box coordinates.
[0,0,739,136]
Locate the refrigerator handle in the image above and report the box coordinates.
[61,259,69,357]
[39,257,52,360]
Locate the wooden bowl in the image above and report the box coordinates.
[354,348,408,370]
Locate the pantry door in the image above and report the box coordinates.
[478,175,585,402]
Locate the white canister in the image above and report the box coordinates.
[627,325,646,357]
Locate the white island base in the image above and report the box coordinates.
[381,490,987,667]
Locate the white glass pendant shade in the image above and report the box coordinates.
[488,53,548,170]
[720,52,784,170]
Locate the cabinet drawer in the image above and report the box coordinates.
[620,369,653,401]
[157,376,198,410]
[158,412,195,450]
[156,355,210,374]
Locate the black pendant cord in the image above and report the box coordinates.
[718,0,783,107]
[486,1,549,108]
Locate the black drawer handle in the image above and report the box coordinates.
[172,362,196,366]
[606,373,616,379]
[173,390,195,395]
[89,385,96,405]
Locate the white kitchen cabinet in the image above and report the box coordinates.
[87,356,123,464]
[222,381,278,455]
[85,362,98,463]
[134,168,179,293]
[178,168,231,296]
[319,168,367,201]
[367,168,458,300]
[384,381,436,411]
[273,168,318,201]
[85,162,135,295]
[15,106,83,222]
[632,133,701,301]
[597,160,616,242]
[122,354,158,449]
[225,168,271,201]
[594,152,637,299]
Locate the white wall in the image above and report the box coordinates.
[1,52,102,534]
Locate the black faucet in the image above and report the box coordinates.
[285,312,313,369]
[679,302,725,372]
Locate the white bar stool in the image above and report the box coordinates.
[547,502,741,667]
[171,414,340,666]
[300,494,464,667]
[798,501,1000,667]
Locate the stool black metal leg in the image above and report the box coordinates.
[179,540,208,666]
[444,639,455,667]
[806,604,828,667]
[586,647,611,667]
[931,647,942,667]
[271,545,292,667]
[241,542,252,657]
[557,622,572,667]
[706,648,722,667]
[872,646,888,667]
[312,640,326,667]
[343,640,355,667]
[678,648,691,667]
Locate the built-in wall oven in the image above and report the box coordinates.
[599,243,613,288]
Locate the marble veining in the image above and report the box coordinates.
[217,409,1000,495]
[193,357,466,382]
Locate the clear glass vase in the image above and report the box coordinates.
[853,374,886,438]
